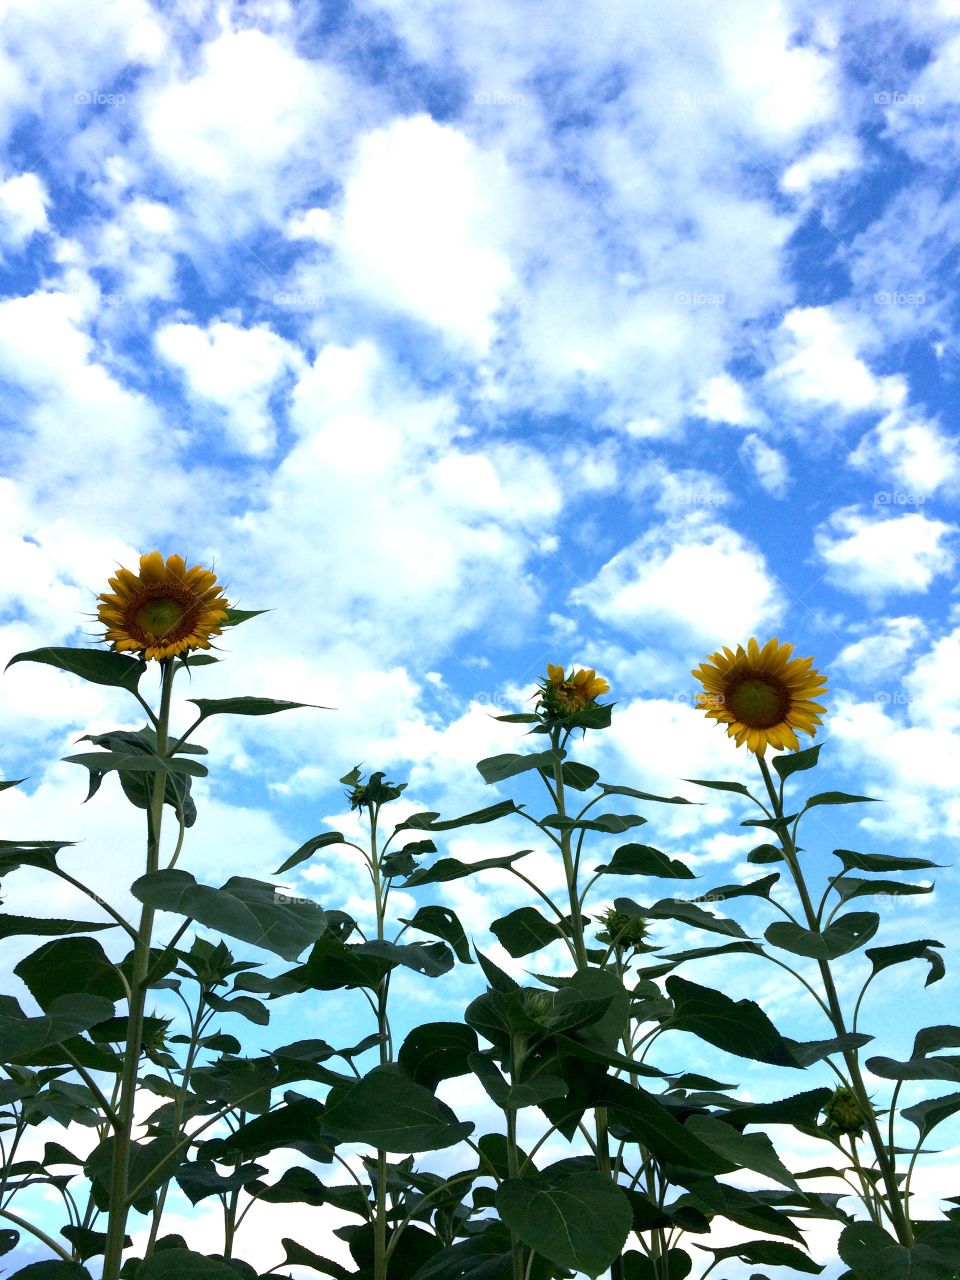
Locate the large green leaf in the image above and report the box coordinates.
[802,791,877,812]
[685,777,754,796]
[491,906,566,957]
[321,1067,474,1152]
[496,1169,633,1276]
[599,1077,733,1176]
[722,1088,833,1130]
[5,647,144,690]
[398,1023,478,1090]
[833,876,933,904]
[596,845,695,878]
[765,912,880,961]
[684,1180,804,1241]
[600,784,692,805]
[664,976,799,1066]
[476,750,563,784]
[297,936,395,990]
[134,1252,242,1279]
[838,1222,960,1279]
[622,1249,691,1280]
[63,750,207,778]
[0,994,115,1060]
[0,840,73,876]
[278,1240,355,1278]
[131,871,325,960]
[8,1264,93,1278]
[697,1239,824,1272]
[684,1115,799,1189]
[207,1099,333,1163]
[15,937,125,1010]
[912,1026,960,1058]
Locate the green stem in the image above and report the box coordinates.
[756,754,913,1247]
[102,658,175,1280]
[551,729,587,968]
[369,803,389,1280]
[0,1205,74,1261]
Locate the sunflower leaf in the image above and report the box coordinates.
[220,608,271,627]
[600,783,693,804]
[765,912,880,961]
[477,750,564,783]
[802,791,878,811]
[6,647,146,690]
[187,696,328,719]
[274,832,347,875]
[0,778,25,791]
[771,744,822,779]
[685,778,754,797]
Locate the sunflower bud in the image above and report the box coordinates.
[823,1086,872,1136]
[537,664,609,718]
[596,907,650,952]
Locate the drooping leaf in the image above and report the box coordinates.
[321,1067,474,1153]
[722,1088,833,1130]
[596,845,695,879]
[0,994,115,1060]
[207,1098,333,1164]
[765,912,880,961]
[664,976,799,1067]
[866,1054,960,1083]
[599,1077,734,1176]
[622,1249,692,1280]
[274,832,346,875]
[912,1026,960,1058]
[5,647,145,690]
[398,1023,478,1090]
[476,750,563,784]
[902,1091,960,1141]
[491,906,566,957]
[562,761,600,791]
[685,778,754,796]
[684,1180,804,1241]
[63,751,207,779]
[60,1224,130,1261]
[131,871,326,960]
[683,1115,799,1189]
[615,897,748,939]
[174,1160,267,1206]
[278,1240,355,1278]
[782,1033,873,1068]
[833,876,933,904]
[398,906,474,964]
[496,1169,633,1277]
[600,784,693,805]
[866,940,946,987]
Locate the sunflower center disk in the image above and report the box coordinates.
[135,597,187,639]
[725,675,789,729]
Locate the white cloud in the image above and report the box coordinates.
[155,319,302,454]
[780,135,861,194]
[766,306,905,414]
[334,114,516,348]
[815,508,957,599]
[739,432,790,497]
[0,172,49,247]
[850,409,960,498]
[572,515,782,646]
[693,372,759,426]
[834,617,926,684]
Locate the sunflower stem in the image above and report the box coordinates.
[756,752,913,1248]
[102,657,175,1280]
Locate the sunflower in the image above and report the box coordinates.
[97,552,229,662]
[539,663,610,716]
[692,637,828,755]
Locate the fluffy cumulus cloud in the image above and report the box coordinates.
[814,508,957,599]
[572,516,782,646]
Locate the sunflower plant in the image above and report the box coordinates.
[0,553,330,1278]
[680,635,960,1276]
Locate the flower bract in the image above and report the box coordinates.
[97,552,229,662]
[539,663,609,716]
[691,637,828,754]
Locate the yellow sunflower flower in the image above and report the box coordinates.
[97,552,229,662]
[540,663,610,716]
[691,637,828,755]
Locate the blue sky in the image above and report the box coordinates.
[0,0,959,1274]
